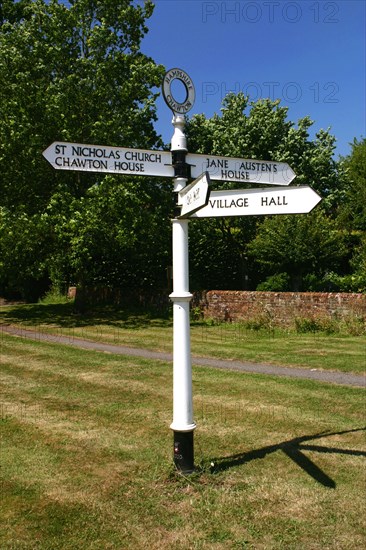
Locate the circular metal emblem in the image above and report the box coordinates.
[162,68,195,114]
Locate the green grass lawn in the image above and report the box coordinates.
[1,331,365,549]
[1,302,365,373]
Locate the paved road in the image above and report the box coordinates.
[1,324,365,388]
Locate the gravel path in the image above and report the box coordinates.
[2,324,365,388]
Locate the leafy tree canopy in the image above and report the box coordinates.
[248,210,346,291]
[0,0,164,212]
[186,93,345,291]
[338,137,366,231]
[0,5,363,299]
[186,93,340,198]
[0,0,171,299]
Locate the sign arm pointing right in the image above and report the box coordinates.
[191,186,322,218]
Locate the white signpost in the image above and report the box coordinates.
[186,152,296,185]
[191,186,322,218]
[43,141,174,178]
[178,172,211,218]
[43,67,322,475]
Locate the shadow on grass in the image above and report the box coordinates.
[0,302,172,330]
[211,427,366,488]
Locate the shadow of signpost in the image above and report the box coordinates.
[211,427,366,488]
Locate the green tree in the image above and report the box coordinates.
[324,236,366,293]
[0,0,169,299]
[46,176,172,292]
[325,137,366,292]
[0,0,164,212]
[0,207,51,300]
[338,138,366,231]
[248,210,346,291]
[186,93,342,290]
[0,0,32,24]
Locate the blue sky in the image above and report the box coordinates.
[141,0,366,158]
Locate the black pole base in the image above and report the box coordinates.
[173,430,194,473]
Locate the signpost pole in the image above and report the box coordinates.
[44,66,317,475]
[169,114,196,472]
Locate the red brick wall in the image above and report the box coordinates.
[194,291,366,326]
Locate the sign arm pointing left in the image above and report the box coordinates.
[43,141,174,178]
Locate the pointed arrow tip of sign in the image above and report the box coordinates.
[311,188,323,209]
[42,142,56,161]
[285,167,297,185]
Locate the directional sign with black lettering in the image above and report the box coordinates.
[191,186,321,218]
[178,172,211,218]
[43,141,174,178]
[186,153,296,186]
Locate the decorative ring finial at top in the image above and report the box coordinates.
[162,68,195,115]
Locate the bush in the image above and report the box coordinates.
[257,273,290,291]
[342,315,366,336]
[295,317,320,333]
[293,315,366,335]
[294,316,338,334]
[38,286,70,305]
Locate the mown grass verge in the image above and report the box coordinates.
[0,333,365,549]
[0,302,365,373]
